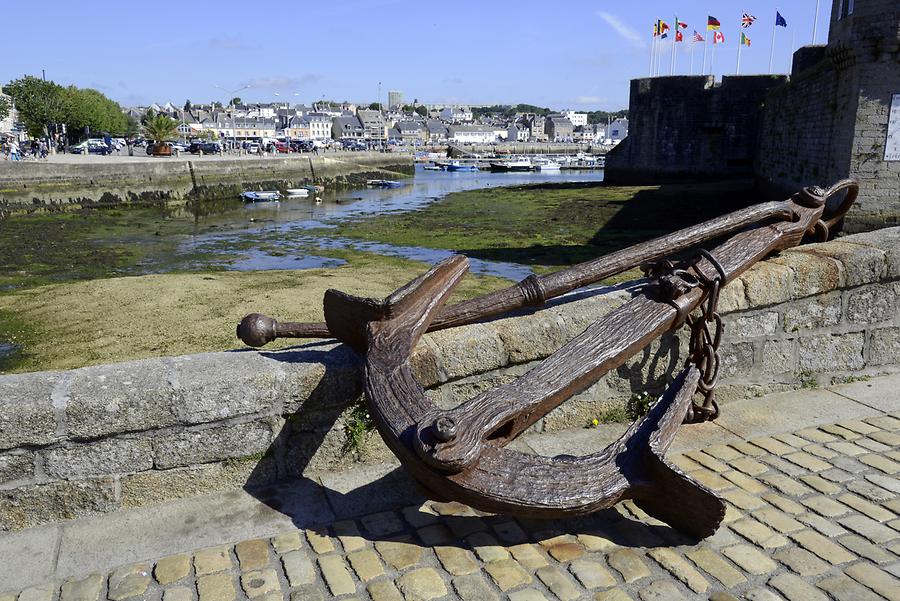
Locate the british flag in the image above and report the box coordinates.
[741,13,757,28]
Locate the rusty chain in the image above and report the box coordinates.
[644,249,726,423]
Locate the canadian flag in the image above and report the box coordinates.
[675,30,684,42]
[713,31,725,44]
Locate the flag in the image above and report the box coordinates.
[741,13,757,28]
[675,18,688,29]
[675,30,683,42]
[707,16,721,30]
[775,11,787,27]
[741,32,751,46]
[658,20,670,34]
[661,31,669,39]
[653,22,659,36]
[693,30,705,42]
[713,31,725,44]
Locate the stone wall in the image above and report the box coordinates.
[604,75,788,184]
[2,227,899,531]
[756,0,900,232]
[0,152,414,212]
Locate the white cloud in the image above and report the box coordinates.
[597,11,646,49]
[575,95,607,105]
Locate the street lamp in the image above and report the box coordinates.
[213,84,251,152]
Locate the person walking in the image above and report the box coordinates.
[9,139,20,161]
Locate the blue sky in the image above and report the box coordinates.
[3,0,831,111]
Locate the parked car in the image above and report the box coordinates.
[69,140,112,155]
[274,141,290,153]
[188,141,222,154]
[246,142,260,153]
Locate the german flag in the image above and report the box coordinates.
[707,15,721,30]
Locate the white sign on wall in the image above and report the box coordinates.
[886,93,900,161]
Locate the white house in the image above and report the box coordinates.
[448,125,496,144]
[507,124,529,142]
[439,107,473,123]
[305,113,333,140]
[564,110,588,127]
[0,90,17,134]
[606,118,628,143]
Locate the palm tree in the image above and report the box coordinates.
[143,114,179,156]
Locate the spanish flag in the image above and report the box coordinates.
[707,15,721,30]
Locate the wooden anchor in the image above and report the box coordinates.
[238,180,857,538]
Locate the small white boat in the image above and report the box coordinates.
[241,191,282,202]
[533,158,561,171]
[422,164,442,171]
[285,188,310,197]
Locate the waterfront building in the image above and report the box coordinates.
[606,118,628,144]
[564,110,589,127]
[0,88,18,134]
[388,90,404,110]
[508,124,529,142]
[545,115,574,142]
[521,113,547,142]
[447,124,496,144]
[396,121,427,144]
[357,109,387,141]
[332,115,365,140]
[425,120,449,143]
[439,107,473,123]
[305,113,333,140]
[284,116,311,139]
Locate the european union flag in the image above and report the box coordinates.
[775,11,787,27]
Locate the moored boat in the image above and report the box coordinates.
[446,160,479,172]
[366,179,405,188]
[532,158,561,171]
[285,188,310,197]
[489,157,534,172]
[241,191,282,202]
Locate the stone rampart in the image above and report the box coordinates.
[0,152,414,211]
[1,228,899,531]
[604,75,788,184]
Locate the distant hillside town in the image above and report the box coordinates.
[122,98,629,148]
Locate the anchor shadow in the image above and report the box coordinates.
[242,326,700,551]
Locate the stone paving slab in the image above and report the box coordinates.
[827,373,900,413]
[1,375,899,599]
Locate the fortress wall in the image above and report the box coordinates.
[604,75,788,184]
[1,227,899,531]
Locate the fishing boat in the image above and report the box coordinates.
[489,157,534,172]
[285,188,310,197]
[366,179,405,188]
[532,158,561,171]
[446,160,479,172]
[301,184,326,193]
[422,163,443,171]
[241,191,282,202]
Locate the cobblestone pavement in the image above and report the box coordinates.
[3,412,899,601]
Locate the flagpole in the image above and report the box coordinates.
[812,0,820,44]
[736,31,743,75]
[670,17,677,75]
[690,40,695,75]
[768,11,777,72]
[702,34,708,74]
[649,30,655,76]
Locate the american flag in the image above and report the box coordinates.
[692,30,705,42]
[741,13,757,28]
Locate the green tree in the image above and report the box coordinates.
[184,99,192,112]
[368,102,382,111]
[415,105,428,117]
[64,87,131,136]
[229,96,242,106]
[4,76,67,137]
[143,114,179,144]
